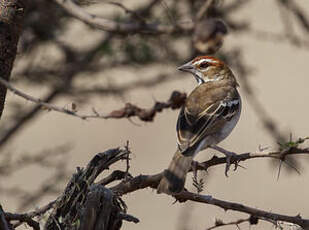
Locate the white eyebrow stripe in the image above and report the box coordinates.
[205,58,218,63]
[193,58,218,65]
[193,59,206,65]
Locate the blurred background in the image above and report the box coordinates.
[1,0,309,229]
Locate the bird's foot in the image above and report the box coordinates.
[210,145,238,177]
[192,160,198,178]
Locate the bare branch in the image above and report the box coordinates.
[175,191,309,229]
[111,170,309,229]
[196,0,214,21]
[111,143,309,195]
[117,212,139,223]
[54,0,193,34]
[108,1,146,23]
[27,200,56,219]
[111,169,309,229]
[7,200,56,229]
[194,145,309,173]
[4,142,306,230]
[4,212,40,230]
[206,217,250,230]
[0,76,186,121]
[98,170,132,186]
[278,0,309,33]
[110,142,309,229]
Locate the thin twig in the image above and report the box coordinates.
[97,170,131,186]
[196,0,214,21]
[5,212,40,230]
[206,217,250,230]
[125,141,131,180]
[108,1,146,23]
[54,0,193,34]
[117,212,139,223]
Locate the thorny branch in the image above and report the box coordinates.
[1,1,309,230]
[109,140,309,229]
[111,143,309,195]
[0,76,186,122]
[2,139,309,229]
[173,191,309,229]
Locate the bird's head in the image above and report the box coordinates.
[178,56,237,86]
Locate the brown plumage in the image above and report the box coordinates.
[157,56,241,194]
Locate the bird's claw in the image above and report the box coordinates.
[224,151,237,177]
[209,145,239,177]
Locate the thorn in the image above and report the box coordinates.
[282,159,301,175]
[277,160,283,181]
[92,107,100,116]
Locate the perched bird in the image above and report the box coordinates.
[157,56,241,194]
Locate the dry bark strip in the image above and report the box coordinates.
[44,148,139,230]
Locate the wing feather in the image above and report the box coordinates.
[176,97,240,153]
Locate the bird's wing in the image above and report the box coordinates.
[176,85,240,153]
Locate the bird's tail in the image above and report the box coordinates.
[157,149,193,194]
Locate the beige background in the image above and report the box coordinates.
[2,1,309,229]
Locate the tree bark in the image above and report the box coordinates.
[0,0,26,118]
[44,148,132,230]
[0,204,11,230]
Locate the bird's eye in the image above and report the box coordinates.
[199,62,209,69]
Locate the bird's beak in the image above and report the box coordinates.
[178,61,204,84]
[177,61,194,73]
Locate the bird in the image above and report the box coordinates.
[157,56,241,194]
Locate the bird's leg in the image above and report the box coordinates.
[192,160,198,179]
[210,145,237,177]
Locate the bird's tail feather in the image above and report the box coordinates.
[157,150,193,194]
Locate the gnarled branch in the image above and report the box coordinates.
[0,76,186,121]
